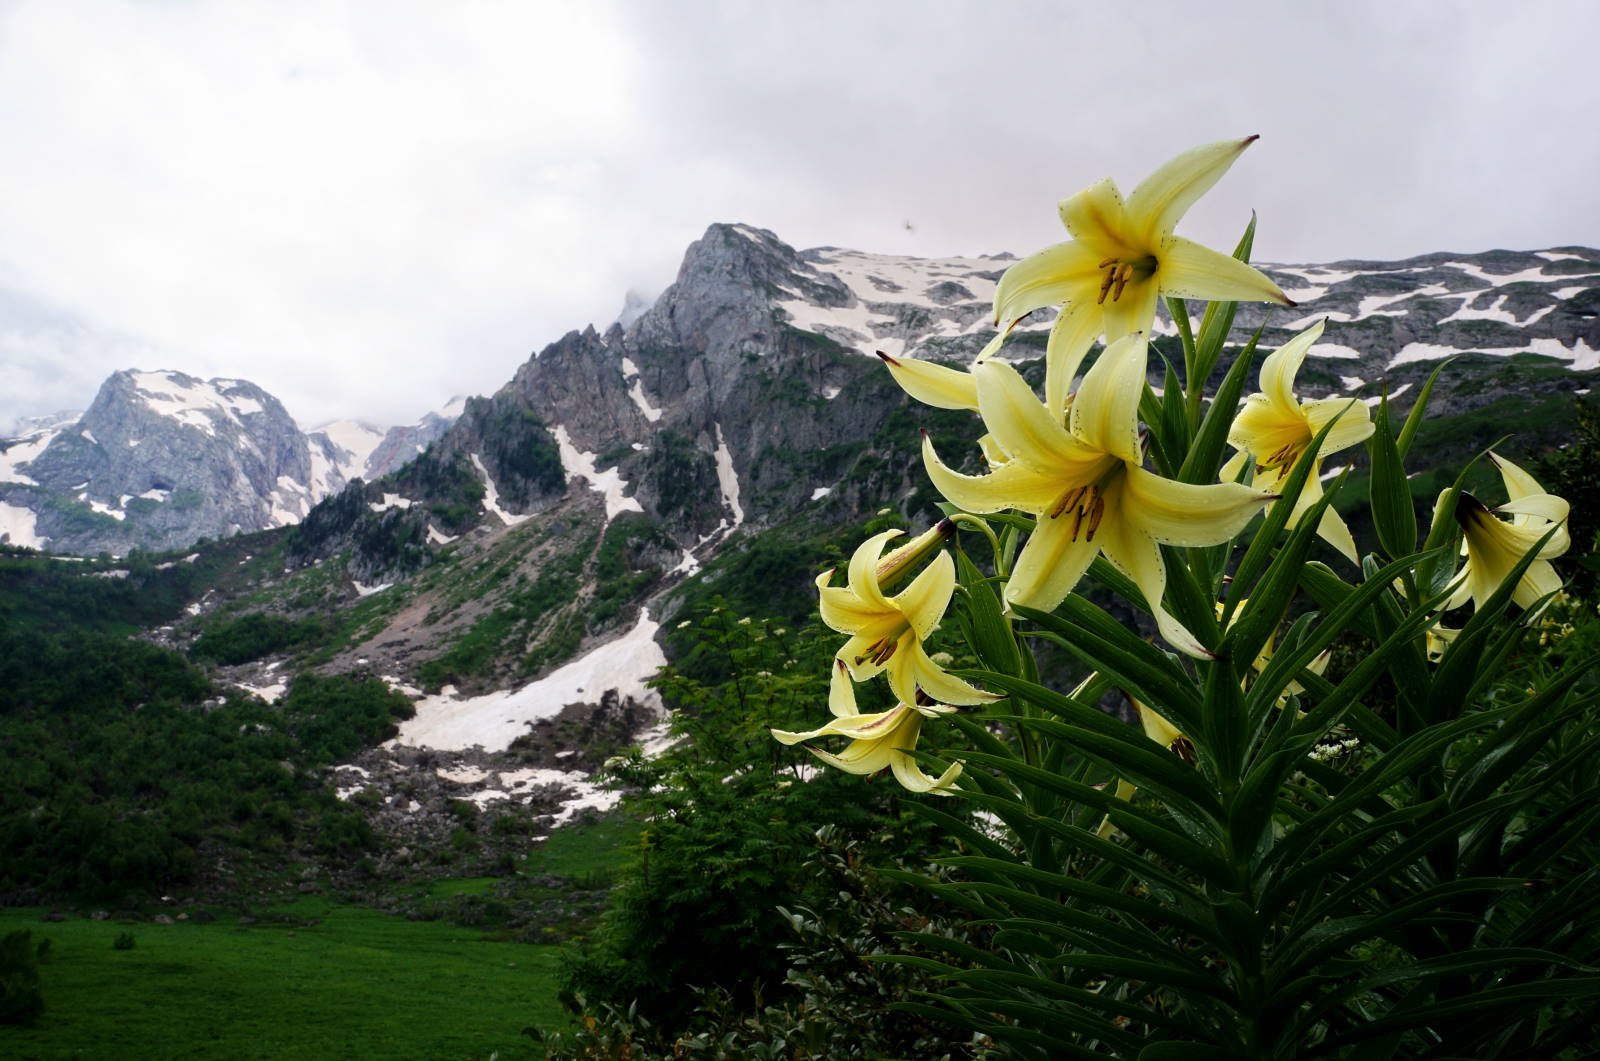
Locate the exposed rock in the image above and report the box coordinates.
[0,372,462,555]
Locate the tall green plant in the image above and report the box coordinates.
[774,138,1600,1057]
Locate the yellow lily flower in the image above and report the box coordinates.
[817,528,998,707]
[771,661,962,795]
[992,137,1293,416]
[1441,453,1569,613]
[923,334,1273,657]
[1220,320,1374,564]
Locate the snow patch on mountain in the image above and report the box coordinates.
[774,246,1023,360]
[470,454,532,527]
[0,501,46,548]
[0,427,57,485]
[1439,293,1557,327]
[714,423,744,527]
[552,426,642,522]
[129,370,264,436]
[84,497,126,521]
[393,609,666,752]
[620,358,664,422]
[1391,336,1600,370]
[369,492,413,513]
[1443,261,1600,287]
[307,419,388,495]
[1310,342,1364,360]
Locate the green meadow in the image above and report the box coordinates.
[0,818,645,1059]
[0,901,562,1060]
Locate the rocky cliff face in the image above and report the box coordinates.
[0,370,460,555]
[289,224,1018,577]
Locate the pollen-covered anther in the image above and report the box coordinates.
[1085,495,1107,541]
[1096,257,1121,304]
[1049,484,1088,520]
[1095,255,1154,304]
[859,636,898,666]
[1051,484,1104,542]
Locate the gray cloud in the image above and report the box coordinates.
[1,0,1596,434]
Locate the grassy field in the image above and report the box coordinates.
[1,808,646,1058]
[1,898,565,1059]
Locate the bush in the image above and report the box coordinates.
[0,929,45,1027]
[190,613,325,665]
[112,931,135,951]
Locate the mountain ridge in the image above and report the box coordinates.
[0,371,461,553]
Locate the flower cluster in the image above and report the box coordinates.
[775,137,1572,796]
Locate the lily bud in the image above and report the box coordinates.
[874,518,956,591]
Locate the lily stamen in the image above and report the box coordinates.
[1086,495,1107,541]
[854,634,901,667]
[1097,259,1119,304]
[1050,484,1088,520]
[1111,262,1133,301]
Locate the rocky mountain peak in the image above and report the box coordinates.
[0,371,462,555]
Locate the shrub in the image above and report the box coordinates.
[0,929,45,1027]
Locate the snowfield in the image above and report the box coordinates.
[391,609,666,753]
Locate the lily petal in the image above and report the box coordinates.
[827,659,858,718]
[1003,512,1101,612]
[1098,277,1162,342]
[771,703,907,746]
[922,434,1066,514]
[1220,448,1250,484]
[1069,334,1148,465]
[1125,136,1260,247]
[975,359,1092,471]
[1490,452,1546,503]
[1096,511,1211,658]
[993,241,1105,327]
[846,530,901,612]
[896,551,956,643]
[1157,236,1291,305]
[1044,303,1099,418]
[888,750,962,794]
[1302,398,1375,455]
[1497,493,1570,524]
[898,640,999,706]
[805,709,918,775]
[1122,465,1270,547]
[1135,699,1185,749]
[880,352,979,411]
[1259,320,1325,411]
[818,576,892,634]
[1056,177,1129,250]
[1316,499,1362,566]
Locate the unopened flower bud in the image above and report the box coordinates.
[874,518,956,591]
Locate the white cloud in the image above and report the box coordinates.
[0,0,1597,434]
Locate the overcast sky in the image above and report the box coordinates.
[2,0,1597,435]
